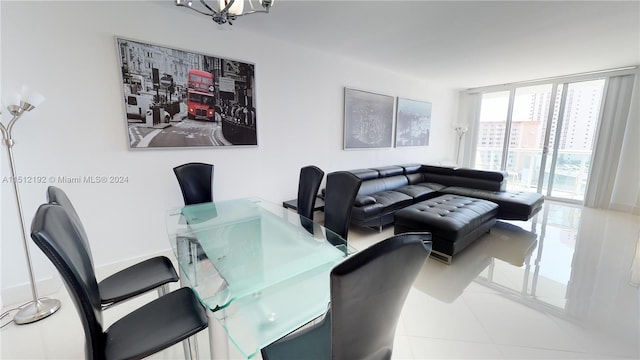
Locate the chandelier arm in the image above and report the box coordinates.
[235,10,267,17]
[183,5,216,16]
[199,0,219,15]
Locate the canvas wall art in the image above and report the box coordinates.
[116,37,257,149]
[343,88,395,149]
[395,97,432,147]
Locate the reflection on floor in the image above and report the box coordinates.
[2,201,639,359]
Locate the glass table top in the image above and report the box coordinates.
[166,197,352,358]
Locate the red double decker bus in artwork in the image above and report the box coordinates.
[186,69,215,121]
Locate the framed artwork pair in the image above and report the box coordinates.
[343,88,432,150]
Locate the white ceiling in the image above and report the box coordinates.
[174,0,640,89]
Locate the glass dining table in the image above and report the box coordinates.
[166,197,352,359]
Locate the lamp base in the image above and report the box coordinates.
[13,298,61,325]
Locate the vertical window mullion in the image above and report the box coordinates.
[547,83,569,197]
[501,88,516,171]
[536,82,559,194]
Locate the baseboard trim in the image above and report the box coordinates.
[1,276,62,308]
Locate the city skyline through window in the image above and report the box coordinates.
[474,79,606,202]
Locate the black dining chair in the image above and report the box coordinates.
[260,232,433,360]
[30,203,209,360]
[46,186,179,309]
[323,171,362,242]
[297,165,324,220]
[173,162,214,205]
[173,162,215,265]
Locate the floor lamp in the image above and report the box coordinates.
[454,124,469,165]
[1,86,61,324]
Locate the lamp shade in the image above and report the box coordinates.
[21,86,46,108]
[3,92,22,110]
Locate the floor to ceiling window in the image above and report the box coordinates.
[476,91,510,172]
[473,79,606,203]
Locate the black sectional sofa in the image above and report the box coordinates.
[343,164,544,230]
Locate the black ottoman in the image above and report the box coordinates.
[394,195,498,264]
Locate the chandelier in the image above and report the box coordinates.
[175,0,274,25]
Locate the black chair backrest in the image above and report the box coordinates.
[46,186,93,262]
[30,204,105,359]
[297,165,324,220]
[330,232,432,360]
[173,162,214,205]
[323,171,362,240]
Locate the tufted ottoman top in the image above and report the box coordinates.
[394,195,498,242]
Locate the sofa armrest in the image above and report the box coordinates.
[354,195,377,206]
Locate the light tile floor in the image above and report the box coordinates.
[2,201,639,359]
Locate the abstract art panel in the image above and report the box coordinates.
[395,97,431,147]
[343,88,395,149]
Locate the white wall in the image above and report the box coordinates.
[1,1,459,302]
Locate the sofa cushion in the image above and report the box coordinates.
[454,168,507,191]
[455,168,507,182]
[420,165,457,175]
[447,176,506,192]
[370,191,413,212]
[351,202,386,221]
[420,173,460,186]
[417,182,447,192]
[406,174,448,193]
[419,174,504,192]
[358,175,409,196]
[351,191,412,222]
[394,185,440,202]
[400,163,422,174]
[349,168,381,180]
[354,195,376,206]
[417,166,506,191]
[372,166,404,177]
[406,173,424,184]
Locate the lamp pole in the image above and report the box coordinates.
[456,132,463,164]
[455,124,468,166]
[1,93,61,325]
